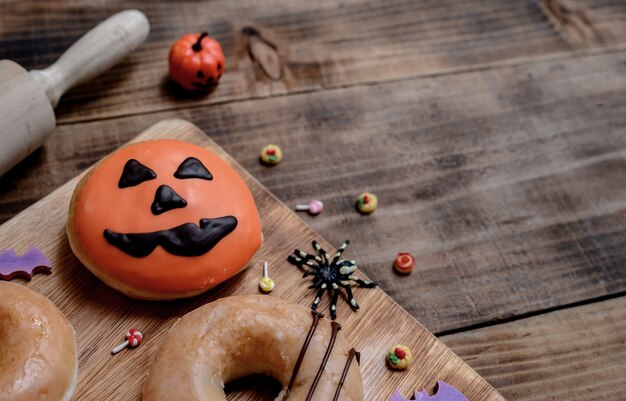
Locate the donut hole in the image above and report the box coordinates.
[224,374,281,399]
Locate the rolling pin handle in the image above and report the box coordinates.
[29,9,150,108]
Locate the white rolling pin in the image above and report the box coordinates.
[0,9,150,176]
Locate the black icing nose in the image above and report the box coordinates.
[151,185,187,215]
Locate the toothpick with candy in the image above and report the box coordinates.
[295,199,324,216]
[111,328,143,354]
[259,261,275,293]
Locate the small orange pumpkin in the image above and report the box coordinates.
[169,32,225,91]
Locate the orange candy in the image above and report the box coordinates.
[393,252,415,274]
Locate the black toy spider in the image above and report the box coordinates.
[287,239,377,320]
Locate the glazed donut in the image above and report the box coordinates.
[0,282,77,401]
[143,295,363,401]
[67,139,262,300]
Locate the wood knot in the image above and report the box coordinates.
[242,26,283,81]
[539,0,603,45]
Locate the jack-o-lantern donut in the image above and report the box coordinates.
[0,282,78,401]
[67,140,262,300]
[143,295,363,401]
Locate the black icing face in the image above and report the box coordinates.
[105,157,238,258]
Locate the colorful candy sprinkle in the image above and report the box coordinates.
[356,192,378,214]
[387,344,412,370]
[260,144,283,165]
[394,252,415,274]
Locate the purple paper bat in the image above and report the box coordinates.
[389,382,468,401]
[0,246,52,281]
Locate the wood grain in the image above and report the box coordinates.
[2,50,624,334]
[0,0,624,123]
[442,296,626,400]
[0,119,504,401]
[1,3,625,398]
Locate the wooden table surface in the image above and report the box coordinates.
[1,1,624,399]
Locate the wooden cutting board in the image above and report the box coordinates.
[0,119,505,401]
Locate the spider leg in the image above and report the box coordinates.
[308,279,323,289]
[289,255,320,271]
[312,241,330,264]
[306,271,323,288]
[349,276,378,288]
[337,260,357,275]
[329,286,340,320]
[344,286,360,311]
[293,249,321,263]
[287,255,304,267]
[331,240,350,265]
[310,284,327,311]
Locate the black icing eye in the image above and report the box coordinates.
[174,157,213,181]
[118,159,157,188]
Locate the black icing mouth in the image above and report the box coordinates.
[103,216,238,258]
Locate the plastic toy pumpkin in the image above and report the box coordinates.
[67,140,262,300]
[169,32,225,90]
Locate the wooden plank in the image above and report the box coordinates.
[2,50,624,333]
[441,296,626,401]
[0,119,504,401]
[0,0,624,123]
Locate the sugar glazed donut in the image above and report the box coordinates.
[143,295,364,401]
[67,140,262,300]
[0,282,78,401]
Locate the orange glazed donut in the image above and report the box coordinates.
[67,140,262,300]
[143,295,363,401]
[0,282,78,401]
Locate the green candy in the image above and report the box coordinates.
[388,352,399,365]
